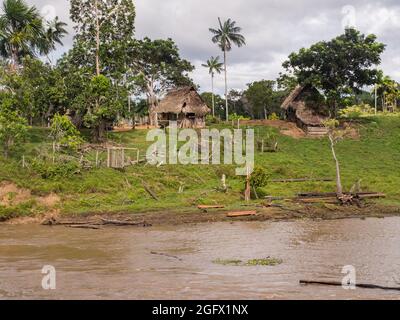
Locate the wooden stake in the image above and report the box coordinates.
[245,167,251,202]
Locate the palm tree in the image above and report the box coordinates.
[202,56,223,117]
[0,0,44,70]
[0,0,67,70]
[39,17,68,64]
[376,76,400,112]
[209,18,245,121]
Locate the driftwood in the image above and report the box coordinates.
[357,193,386,199]
[300,280,400,292]
[297,197,340,204]
[150,251,183,261]
[198,205,225,210]
[100,218,149,226]
[272,178,333,183]
[227,211,257,218]
[298,192,386,199]
[68,225,101,230]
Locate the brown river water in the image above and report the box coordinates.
[0,217,400,300]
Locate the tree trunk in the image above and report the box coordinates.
[223,49,229,121]
[329,134,343,198]
[95,0,101,76]
[10,44,19,72]
[211,73,215,117]
[147,84,158,127]
[94,119,106,142]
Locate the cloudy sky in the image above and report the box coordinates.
[27,0,400,94]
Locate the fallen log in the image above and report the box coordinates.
[68,225,101,230]
[356,193,386,199]
[272,178,333,183]
[227,211,257,218]
[197,205,225,210]
[296,197,339,204]
[300,280,400,292]
[298,192,338,198]
[100,218,148,226]
[297,192,386,199]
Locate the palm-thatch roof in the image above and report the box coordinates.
[281,85,329,127]
[281,85,305,110]
[154,86,210,116]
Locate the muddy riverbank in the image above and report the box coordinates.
[4,202,399,227]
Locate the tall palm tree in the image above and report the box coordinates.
[39,17,68,64]
[202,56,223,117]
[0,0,44,70]
[209,18,245,121]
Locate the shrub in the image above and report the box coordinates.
[0,98,28,157]
[206,115,220,124]
[31,159,80,179]
[250,166,269,188]
[268,113,280,120]
[339,104,374,119]
[50,114,84,152]
[228,113,250,121]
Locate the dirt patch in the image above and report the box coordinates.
[0,182,31,207]
[5,210,60,225]
[37,193,60,207]
[241,120,306,139]
[343,122,361,140]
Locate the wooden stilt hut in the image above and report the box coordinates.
[281,85,330,136]
[154,86,210,128]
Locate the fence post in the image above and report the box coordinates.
[95,151,99,168]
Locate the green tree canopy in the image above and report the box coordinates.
[244,80,277,119]
[282,28,385,115]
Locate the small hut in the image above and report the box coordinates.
[154,86,210,128]
[281,85,329,134]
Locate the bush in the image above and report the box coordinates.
[206,115,220,124]
[268,113,280,120]
[0,98,28,157]
[228,113,250,121]
[50,113,84,152]
[31,159,80,179]
[339,104,374,119]
[250,166,269,188]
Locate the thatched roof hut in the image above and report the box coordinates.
[155,86,210,128]
[281,85,329,129]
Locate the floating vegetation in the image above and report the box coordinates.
[213,257,282,267]
[246,258,283,266]
[212,259,243,266]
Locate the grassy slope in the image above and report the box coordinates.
[1,115,400,219]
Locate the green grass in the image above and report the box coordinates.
[1,115,400,219]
